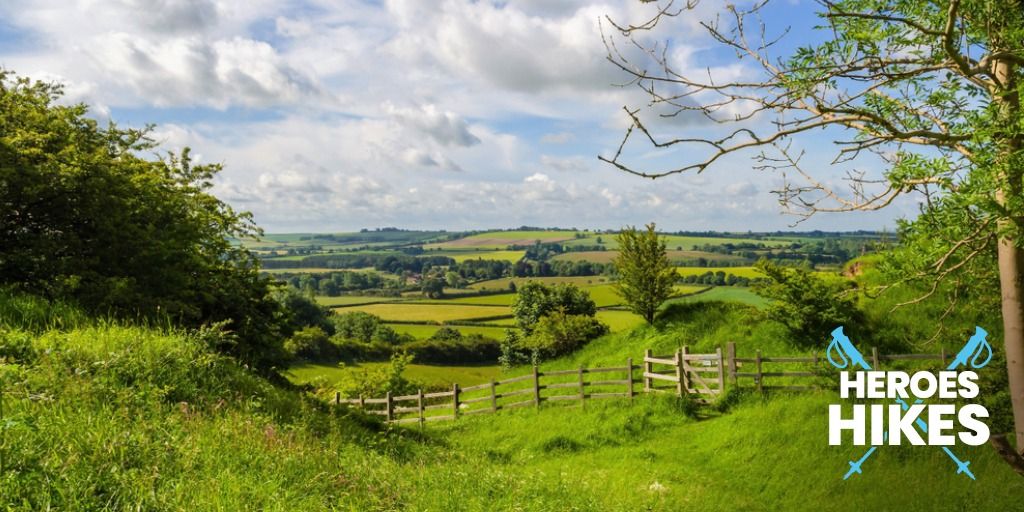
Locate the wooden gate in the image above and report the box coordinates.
[642,346,724,398]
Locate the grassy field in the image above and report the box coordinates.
[551,250,747,264]
[11,290,1024,510]
[561,233,796,250]
[315,295,401,307]
[469,275,613,291]
[425,230,582,250]
[440,250,526,263]
[595,309,646,331]
[675,266,764,278]
[386,323,510,340]
[338,303,512,323]
[287,361,503,388]
[665,286,769,308]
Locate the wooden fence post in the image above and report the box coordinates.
[578,366,586,408]
[417,389,425,426]
[626,357,634,404]
[385,391,393,422]
[359,395,365,409]
[335,391,340,406]
[715,347,725,394]
[452,383,460,419]
[681,346,692,393]
[871,347,880,369]
[940,346,947,367]
[755,350,763,394]
[490,380,498,412]
[727,342,737,387]
[643,349,652,392]
[533,365,541,409]
[675,348,685,397]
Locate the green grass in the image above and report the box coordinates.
[595,309,646,332]
[287,361,502,389]
[441,250,526,263]
[315,295,401,307]
[666,286,769,308]
[469,276,612,291]
[338,303,512,323]
[386,323,510,340]
[425,230,582,250]
[7,290,1023,510]
[551,250,747,264]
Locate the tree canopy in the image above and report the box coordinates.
[0,72,287,369]
[613,224,676,324]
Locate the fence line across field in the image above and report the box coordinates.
[334,342,952,425]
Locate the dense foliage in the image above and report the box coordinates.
[614,224,676,324]
[511,282,597,333]
[0,72,287,369]
[754,260,866,349]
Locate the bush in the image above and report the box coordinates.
[284,326,331,360]
[754,259,866,349]
[332,311,404,344]
[511,282,597,333]
[404,335,500,364]
[520,311,608,360]
[335,353,419,398]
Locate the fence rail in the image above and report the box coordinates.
[336,343,952,424]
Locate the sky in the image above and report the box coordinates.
[0,0,921,233]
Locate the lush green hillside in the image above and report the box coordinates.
[5,290,1024,510]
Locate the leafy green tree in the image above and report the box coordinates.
[754,260,866,349]
[602,0,1024,462]
[0,72,286,369]
[421,276,445,298]
[283,326,331,360]
[511,282,596,333]
[520,311,609,359]
[613,224,676,324]
[332,311,401,344]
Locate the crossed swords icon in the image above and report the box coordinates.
[825,326,993,480]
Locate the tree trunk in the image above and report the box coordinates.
[997,233,1024,452]
[994,53,1024,453]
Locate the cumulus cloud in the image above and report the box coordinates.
[385,103,481,147]
[541,155,590,173]
[0,0,904,231]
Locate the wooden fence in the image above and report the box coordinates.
[336,343,953,424]
[337,358,641,425]
[726,342,953,392]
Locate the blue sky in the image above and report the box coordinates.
[0,0,918,232]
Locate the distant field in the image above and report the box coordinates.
[338,303,511,323]
[675,266,764,278]
[595,310,646,331]
[315,295,400,307]
[551,250,747,264]
[665,286,769,308]
[287,361,502,389]
[469,275,612,291]
[562,234,795,250]
[426,230,581,250]
[386,323,510,340]
[442,250,525,263]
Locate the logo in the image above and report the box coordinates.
[826,326,993,480]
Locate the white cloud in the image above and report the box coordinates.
[0,0,906,231]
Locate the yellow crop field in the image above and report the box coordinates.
[337,303,511,323]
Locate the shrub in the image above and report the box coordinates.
[520,311,608,360]
[335,353,419,398]
[284,326,331,360]
[511,282,597,333]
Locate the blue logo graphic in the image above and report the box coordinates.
[826,326,992,480]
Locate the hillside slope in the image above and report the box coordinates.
[3,292,1022,510]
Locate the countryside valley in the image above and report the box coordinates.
[6,0,1024,510]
